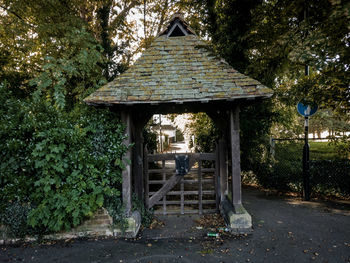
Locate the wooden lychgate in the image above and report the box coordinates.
[84,13,273,220]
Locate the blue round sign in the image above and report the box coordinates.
[297,101,318,117]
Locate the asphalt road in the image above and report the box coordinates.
[1,188,349,263]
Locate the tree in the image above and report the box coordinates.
[185,0,277,174]
[0,0,142,105]
[187,113,219,153]
[248,0,350,114]
[0,0,139,233]
[248,0,350,155]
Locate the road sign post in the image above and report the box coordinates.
[303,117,310,200]
[297,101,318,201]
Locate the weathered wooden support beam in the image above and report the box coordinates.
[219,138,228,201]
[144,146,149,208]
[148,174,183,209]
[121,111,132,216]
[162,160,166,214]
[230,106,242,205]
[215,143,220,212]
[198,160,203,214]
[207,110,230,203]
[133,122,144,201]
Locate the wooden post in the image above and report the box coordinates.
[198,159,203,214]
[121,111,132,216]
[162,159,166,214]
[144,146,149,208]
[206,110,229,203]
[180,178,184,215]
[230,106,242,205]
[133,124,144,200]
[215,143,220,212]
[219,138,228,201]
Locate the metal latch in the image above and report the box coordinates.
[175,155,189,176]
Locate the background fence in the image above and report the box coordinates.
[247,138,350,199]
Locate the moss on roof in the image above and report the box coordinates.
[84,23,272,106]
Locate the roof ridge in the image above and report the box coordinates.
[158,13,196,37]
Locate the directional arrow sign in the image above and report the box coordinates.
[297,101,318,117]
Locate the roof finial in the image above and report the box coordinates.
[170,12,185,21]
[158,12,196,37]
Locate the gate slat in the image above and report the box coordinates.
[148,168,175,173]
[199,153,216,160]
[162,159,166,215]
[181,178,184,214]
[149,168,215,174]
[148,153,215,162]
[215,144,220,212]
[147,153,177,161]
[149,190,215,195]
[148,178,214,184]
[144,147,149,208]
[154,209,216,215]
[154,200,216,205]
[198,159,202,214]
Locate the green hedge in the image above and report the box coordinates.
[245,141,350,198]
[253,159,303,193]
[0,84,127,234]
[310,160,350,197]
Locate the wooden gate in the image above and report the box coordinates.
[144,149,219,215]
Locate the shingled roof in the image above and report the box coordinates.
[84,14,273,106]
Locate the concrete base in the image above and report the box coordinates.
[112,211,141,238]
[220,198,252,234]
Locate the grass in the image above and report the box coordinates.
[309,141,341,160]
[275,141,341,161]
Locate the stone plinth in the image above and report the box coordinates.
[220,198,252,234]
